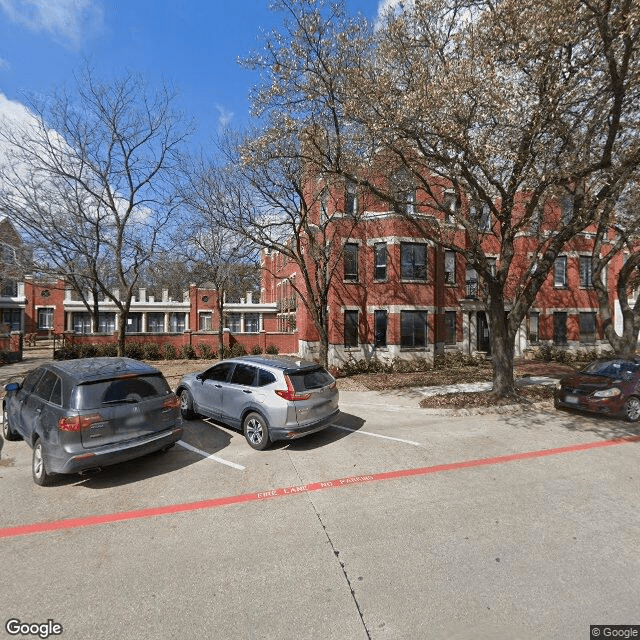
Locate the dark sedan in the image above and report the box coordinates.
[554,357,640,422]
[2,357,182,485]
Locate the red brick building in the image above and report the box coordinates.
[261,176,626,367]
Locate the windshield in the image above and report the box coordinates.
[582,360,639,380]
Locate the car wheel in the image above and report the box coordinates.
[624,396,640,422]
[32,438,54,486]
[2,404,21,441]
[179,390,196,420]
[243,412,270,451]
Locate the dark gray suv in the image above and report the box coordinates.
[2,357,182,485]
[177,355,339,450]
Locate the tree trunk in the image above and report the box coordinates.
[487,298,516,397]
[217,299,225,360]
[116,310,127,357]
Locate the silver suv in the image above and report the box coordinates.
[176,355,340,450]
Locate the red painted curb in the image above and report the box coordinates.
[2,435,639,539]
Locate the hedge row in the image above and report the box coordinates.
[53,341,280,361]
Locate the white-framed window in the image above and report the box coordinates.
[444,250,456,284]
[226,313,241,332]
[37,307,54,330]
[245,313,260,333]
[199,312,212,331]
[554,256,567,287]
[170,313,185,332]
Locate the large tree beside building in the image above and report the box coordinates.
[0,68,191,354]
[247,0,640,395]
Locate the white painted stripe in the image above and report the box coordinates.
[329,424,422,447]
[177,440,245,470]
[340,403,414,413]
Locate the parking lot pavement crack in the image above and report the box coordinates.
[287,452,372,640]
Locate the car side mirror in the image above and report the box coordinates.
[195,374,203,382]
[4,382,20,393]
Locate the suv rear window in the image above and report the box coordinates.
[288,367,334,392]
[72,374,172,410]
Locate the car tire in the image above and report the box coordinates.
[243,412,270,451]
[2,404,21,441]
[179,390,196,420]
[32,438,54,486]
[624,396,640,422]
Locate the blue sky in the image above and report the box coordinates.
[0,0,387,151]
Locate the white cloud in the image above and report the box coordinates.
[215,103,234,130]
[0,0,104,50]
[375,0,414,27]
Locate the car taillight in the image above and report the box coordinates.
[58,414,104,432]
[275,375,311,402]
[163,395,180,409]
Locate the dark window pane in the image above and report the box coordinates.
[401,311,427,348]
[344,310,359,347]
[374,310,387,348]
[257,369,276,387]
[205,363,235,382]
[344,243,359,281]
[230,364,257,386]
[374,243,387,280]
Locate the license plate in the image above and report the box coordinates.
[565,394,579,404]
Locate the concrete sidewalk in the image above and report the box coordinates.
[0,346,54,386]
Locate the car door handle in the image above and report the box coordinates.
[242,389,252,394]
[214,384,222,388]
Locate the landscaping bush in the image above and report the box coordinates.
[78,343,99,358]
[124,342,144,360]
[250,344,263,355]
[142,342,160,360]
[198,342,214,359]
[54,345,79,360]
[0,350,9,365]
[97,342,118,357]
[162,343,177,360]
[230,342,247,357]
[181,344,197,360]
[265,344,279,355]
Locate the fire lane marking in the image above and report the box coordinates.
[329,424,422,446]
[177,440,245,470]
[1,435,638,540]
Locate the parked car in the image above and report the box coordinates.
[554,357,640,421]
[177,355,340,450]
[2,357,182,485]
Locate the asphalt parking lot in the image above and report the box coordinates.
[1,389,639,640]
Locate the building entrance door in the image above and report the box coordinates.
[477,311,491,354]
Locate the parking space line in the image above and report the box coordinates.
[177,440,245,470]
[3,435,638,540]
[330,424,422,446]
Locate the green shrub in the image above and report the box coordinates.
[78,343,99,358]
[198,342,214,359]
[230,342,247,357]
[181,344,197,360]
[54,345,79,360]
[250,344,263,355]
[124,342,144,360]
[265,344,279,355]
[97,342,118,357]
[142,342,160,360]
[221,345,232,359]
[162,343,177,360]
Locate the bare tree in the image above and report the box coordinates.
[591,181,640,357]
[247,0,640,395]
[174,159,261,358]
[0,67,192,354]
